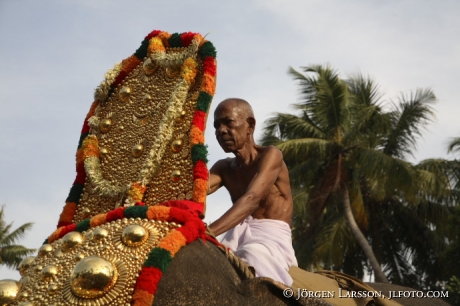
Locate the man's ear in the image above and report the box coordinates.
[247,117,256,132]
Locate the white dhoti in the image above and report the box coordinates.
[220,216,298,286]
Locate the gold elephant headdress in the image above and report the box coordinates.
[0,30,217,306]
[58,30,217,227]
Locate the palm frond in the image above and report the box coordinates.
[347,75,383,107]
[276,138,334,163]
[0,206,35,269]
[447,137,460,154]
[349,179,368,230]
[353,147,416,201]
[0,245,36,269]
[0,222,34,246]
[289,65,352,138]
[313,215,353,268]
[261,112,325,143]
[383,88,436,158]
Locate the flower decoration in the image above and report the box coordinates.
[57,30,217,228]
[48,202,222,306]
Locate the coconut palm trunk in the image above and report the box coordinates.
[342,184,389,283]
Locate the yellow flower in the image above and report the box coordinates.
[181,57,198,86]
[148,37,166,55]
[82,136,100,158]
[128,182,147,202]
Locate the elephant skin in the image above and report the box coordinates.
[154,239,330,306]
[154,239,452,306]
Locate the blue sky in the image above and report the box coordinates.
[1,0,459,279]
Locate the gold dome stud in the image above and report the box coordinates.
[171,140,182,153]
[143,93,152,103]
[18,257,35,276]
[99,118,112,133]
[119,86,132,102]
[70,256,118,298]
[100,148,109,158]
[82,208,91,218]
[18,302,34,306]
[61,232,84,252]
[143,58,158,76]
[92,228,109,241]
[0,279,21,306]
[171,170,181,182]
[74,253,85,261]
[177,110,186,122]
[132,144,144,158]
[48,284,58,294]
[121,224,149,247]
[40,265,58,281]
[18,291,29,299]
[38,244,53,257]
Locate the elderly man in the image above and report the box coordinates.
[207,98,298,285]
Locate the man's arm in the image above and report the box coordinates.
[207,159,227,195]
[209,146,283,236]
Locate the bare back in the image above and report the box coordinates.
[209,146,293,225]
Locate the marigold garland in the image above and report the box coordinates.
[128,182,147,204]
[146,205,170,220]
[121,55,141,73]
[132,290,153,305]
[201,73,216,96]
[82,135,100,159]
[57,202,77,228]
[193,179,208,203]
[58,30,216,227]
[182,57,198,86]
[89,213,107,227]
[47,201,221,306]
[190,125,204,145]
[149,37,166,54]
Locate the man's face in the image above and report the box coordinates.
[213,103,249,153]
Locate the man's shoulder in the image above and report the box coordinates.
[258,145,283,161]
[211,157,234,170]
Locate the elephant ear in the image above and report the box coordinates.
[57,30,217,227]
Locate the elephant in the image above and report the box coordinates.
[154,237,452,306]
[154,239,329,306]
[3,231,451,306]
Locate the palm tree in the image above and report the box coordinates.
[448,137,460,154]
[261,65,451,284]
[0,206,35,269]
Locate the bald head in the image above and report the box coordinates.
[215,98,254,120]
[213,98,256,153]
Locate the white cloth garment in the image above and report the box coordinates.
[220,216,298,286]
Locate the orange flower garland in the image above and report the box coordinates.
[128,182,147,204]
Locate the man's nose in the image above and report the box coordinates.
[216,124,227,136]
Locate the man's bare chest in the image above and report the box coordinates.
[221,166,257,202]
